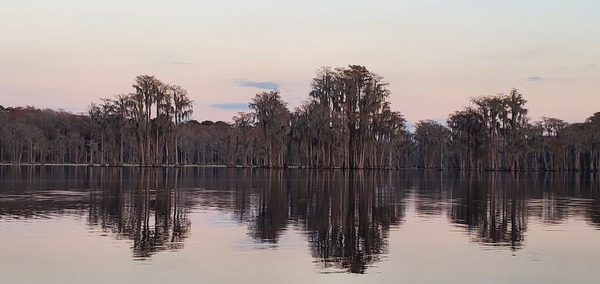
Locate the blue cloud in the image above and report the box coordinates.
[238,80,279,89]
[210,103,248,110]
[527,76,543,82]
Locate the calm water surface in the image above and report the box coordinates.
[1,166,599,283]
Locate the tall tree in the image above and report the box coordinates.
[304,65,405,168]
[249,90,290,168]
[414,120,449,168]
[447,108,485,169]
[132,75,163,165]
[171,85,193,165]
[449,89,529,170]
[232,112,255,166]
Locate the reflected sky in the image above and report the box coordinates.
[1,166,600,283]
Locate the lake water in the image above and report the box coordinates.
[1,166,599,283]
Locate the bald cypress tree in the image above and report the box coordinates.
[249,90,290,168]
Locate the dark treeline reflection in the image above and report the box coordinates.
[275,170,407,273]
[1,166,600,272]
[0,166,192,259]
[413,170,600,250]
[85,167,192,259]
[0,166,92,217]
[174,169,409,273]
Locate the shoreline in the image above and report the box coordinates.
[0,163,598,172]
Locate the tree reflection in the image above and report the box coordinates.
[412,170,447,216]
[2,165,600,273]
[241,170,406,273]
[446,172,527,250]
[303,170,406,274]
[247,170,289,242]
[87,167,191,259]
[0,166,91,218]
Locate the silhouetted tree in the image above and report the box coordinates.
[414,120,449,168]
[249,90,290,167]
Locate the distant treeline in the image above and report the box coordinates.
[1,65,598,171]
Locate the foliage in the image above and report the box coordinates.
[1,70,598,171]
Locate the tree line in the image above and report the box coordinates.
[1,66,598,170]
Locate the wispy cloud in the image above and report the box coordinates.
[472,48,548,61]
[170,61,191,65]
[209,103,248,110]
[237,80,279,90]
[527,76,543,82]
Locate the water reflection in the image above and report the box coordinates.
[412,171,600,250]
[286,170,406,273]
[0,166,91,218]
[1,166,600,273]
[173,169,408,273]
[445,171,527,250]
[86,168,191,259]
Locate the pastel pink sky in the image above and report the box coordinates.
[1,1,598,125]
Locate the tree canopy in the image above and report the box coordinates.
[0,68,598,171]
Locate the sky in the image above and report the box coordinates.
[1,0,599,125]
